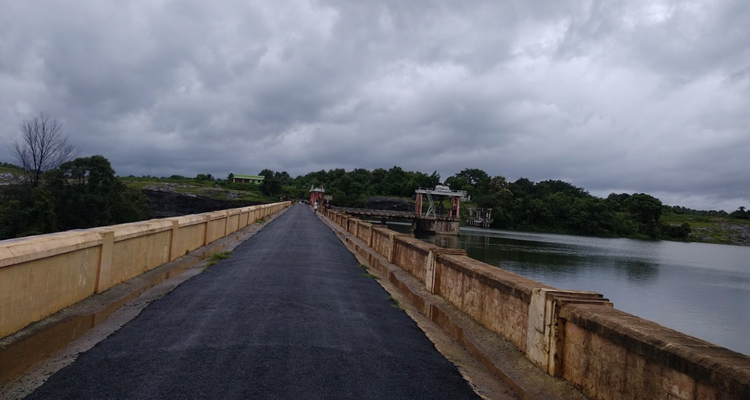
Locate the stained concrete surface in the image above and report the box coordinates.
[23,204,481,399]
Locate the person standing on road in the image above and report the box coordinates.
[314,200,318,214]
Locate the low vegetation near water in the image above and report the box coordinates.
[661,212,750,246]
[287,166,750,246]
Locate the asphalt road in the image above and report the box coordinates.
[25,204,480,400]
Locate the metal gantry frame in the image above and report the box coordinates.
[414,186,468,219]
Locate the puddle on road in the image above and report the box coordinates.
[0,263,196,388]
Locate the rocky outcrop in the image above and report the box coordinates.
[365,197,413,212]
[141,189,262,218]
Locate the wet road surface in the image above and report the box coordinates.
[25,204,480,399]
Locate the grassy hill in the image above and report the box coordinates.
[661,213,750,246]
[120,176,271,202]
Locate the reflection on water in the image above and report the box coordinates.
[414,227,750,356]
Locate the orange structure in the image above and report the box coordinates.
[414,185,466,219]
[309,185,325,204]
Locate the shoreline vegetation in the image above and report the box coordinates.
[1,162,748,246]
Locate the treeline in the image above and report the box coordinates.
[251,166,441,206]
[258,166,750,241]
[4,159,747,242]
[0,156,151,240]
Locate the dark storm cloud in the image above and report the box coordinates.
[1,0,749,210]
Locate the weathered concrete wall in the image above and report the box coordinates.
[560,304,750,400]
[226,210,241,235]
[0,202,290,340]
[347,217,358,236]
[167,214,209,260]
[371,227,394,260]
[391,236,434,284]
[100,220,174,290]
[355,221,373,246]
[0,232,102,341]
[434,253,548,352]
[324,210,750,399]
[206,210,230,244]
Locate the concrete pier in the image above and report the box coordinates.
[414,217,461,235]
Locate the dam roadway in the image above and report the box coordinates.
[24,204,486,399]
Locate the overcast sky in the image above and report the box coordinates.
[1,1,748,211]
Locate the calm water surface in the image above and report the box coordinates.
[387,223,750,356]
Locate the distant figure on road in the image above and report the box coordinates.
[314,201,318,214]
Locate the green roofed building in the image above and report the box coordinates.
[232,174,264,184]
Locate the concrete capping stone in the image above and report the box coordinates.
[526,289,611,376]
[205,210,231,221]
[560,303,750,397]
[436,254,543,302]
[0,231,104,268]
[93,219,174,242]
[168,214,206,228]
[393,236,434,255]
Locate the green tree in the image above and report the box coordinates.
[445,176,470,192]
[625,193,663,238]
[449,168,490,198]
[455,168,490,187]
[51,155,151,229]
[384,166,408,196]
[370,168,388,194]
[0,186,57,238]
[730,206,748,220]
[0,155,150,239]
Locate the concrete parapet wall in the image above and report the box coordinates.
[560,304,750,400]
[392,236,434,284]
[206,210,230,244]
[355,221,373,246]
[370,227,394,260]
[94,219,174,291]
[325,210,750,399]
[435,253,547,352]
[0,201,290,340]
[167,214,209,260]
[0,232,102,342]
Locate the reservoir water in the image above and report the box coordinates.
[387,223,750,356]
